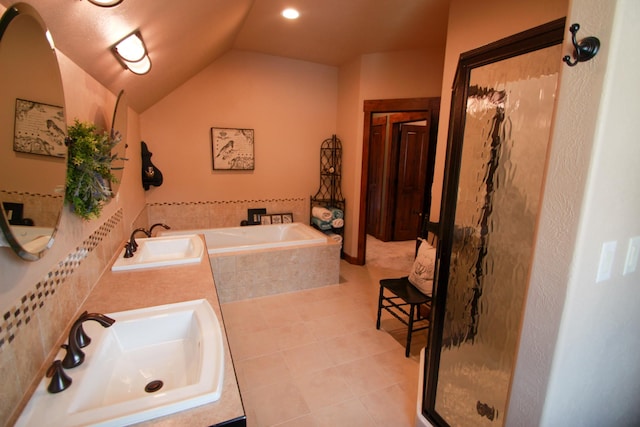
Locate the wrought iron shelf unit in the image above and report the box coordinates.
[310,135,345,249]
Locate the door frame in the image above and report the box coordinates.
[355,97,440,265]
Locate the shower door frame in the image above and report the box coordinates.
[422,17,566,426]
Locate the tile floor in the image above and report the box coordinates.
[221,256,428,427]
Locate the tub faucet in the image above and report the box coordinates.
[62,311,115,369]
[124,227,151,257]
[149,223,171,236]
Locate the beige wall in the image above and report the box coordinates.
[427,0,570,424]
[338,47,446,256]
[140,50,338,205]
[0,49,144,312]
[424,0,640,425]
[431,0,569,221]
[0,21,146,421]
[140,47,446,256]
[513,0,640,424]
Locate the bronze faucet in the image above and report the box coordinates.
[149,223,171,236]
[123,227,151,258]
[62,311,115,369]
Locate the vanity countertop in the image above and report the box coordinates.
[81,235,246,426]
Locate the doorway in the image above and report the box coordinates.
[356,97,440,265]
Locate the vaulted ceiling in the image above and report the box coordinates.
[0,0,450,112]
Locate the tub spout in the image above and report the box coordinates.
[149,223,171,236]
[62,311,115,369]
[128,227,151,253]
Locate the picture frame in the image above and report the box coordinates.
[257,213,293,225]
[260,214,272,225]
[247,208,266,225]
[13,99,66,158]
[211,127,255,170]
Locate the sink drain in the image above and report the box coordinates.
[145,380,164,393]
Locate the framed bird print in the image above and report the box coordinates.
[14,99,66,158]
[211,127,255,170]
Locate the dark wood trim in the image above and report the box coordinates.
[423,17,566,425]
[341,252,358,265]
[355,97,440,265]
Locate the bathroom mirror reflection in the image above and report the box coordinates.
[109,89,128,196]
[424,19,565,426]
[0,3,67,260]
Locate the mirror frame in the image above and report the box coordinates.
[422,18,566,426]
[0,4,67,261]
[108,89,128,196]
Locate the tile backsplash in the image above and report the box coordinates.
[0,197,310,424]
[0,209,126,426]
[147,197,308,230]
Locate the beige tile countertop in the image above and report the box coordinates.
[81,236,246,426]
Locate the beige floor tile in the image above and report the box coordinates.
[227,327,281,361]
[236,352,292,392]
[351,327,403,355]
[334,355,400,396]
[294,366,356,412]
[223,243,421,427]
[280,342,335,377]
[243,380,310,427]
[259,301,303,328]
[222,300,270,334]
[323,332,378,365]
[296,298,343,322]
[273,414,317,427]
[299,285,340,301]
[272,321,317,351]
[310,399,376,427]
[359,382,417,427]
[372,348,420,384]
[306,308,371,341]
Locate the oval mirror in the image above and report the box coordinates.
[0,4,67,261]
[109,89,128,196]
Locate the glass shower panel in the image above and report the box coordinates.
[433,44,561,426]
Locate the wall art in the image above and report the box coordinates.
[14,98,66,158]
[211,127,255,170]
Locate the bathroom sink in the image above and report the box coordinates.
[16,299,225,427]
[111,234,204,271]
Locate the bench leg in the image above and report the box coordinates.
[376,286,384,329]
[406,304,416,357]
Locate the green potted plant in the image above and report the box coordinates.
[65,119,123,220]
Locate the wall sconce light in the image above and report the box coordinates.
[88,0,124,7]
[112,31,151,75]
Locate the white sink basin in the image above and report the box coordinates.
[111,234,204,271]
[16,299,225,427]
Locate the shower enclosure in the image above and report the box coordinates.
[422,19,565,426]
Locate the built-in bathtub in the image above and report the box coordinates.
[164,223,341,302]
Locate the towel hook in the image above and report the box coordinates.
[563,23,600,67]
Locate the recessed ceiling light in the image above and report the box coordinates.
[88,0,124,6]
[281,8,300,20]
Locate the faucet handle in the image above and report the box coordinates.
[61,342,84,369]
[124,242,135,258]
[76,321,91,348]
[46,360,72,393]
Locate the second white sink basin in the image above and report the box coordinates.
[16,299,225,427]
[112,234,204,271]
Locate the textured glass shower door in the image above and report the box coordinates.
[432,43,562,426]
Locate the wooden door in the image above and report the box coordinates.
[366,117,386,238]
[393,123,430,240]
